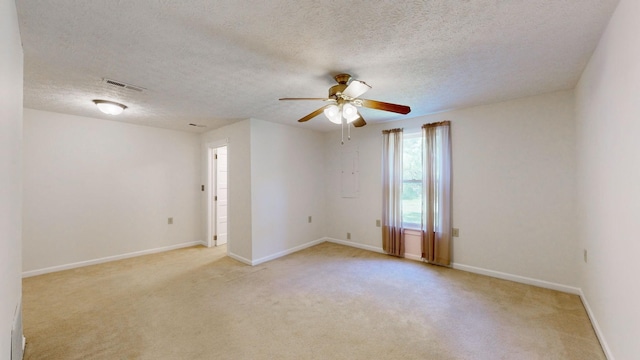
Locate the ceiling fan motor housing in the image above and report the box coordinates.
[329,74,352,99]
[334,74,352,84]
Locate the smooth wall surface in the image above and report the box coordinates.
[0,0,24,357]
[325,90,577,287]
[250,119,326,261]
[575,0,639,357]
[201,120,252,261]
[22,109,202,272]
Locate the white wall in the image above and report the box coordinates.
[575,0,640,358]
[0,0,23,357]
[201,119,327,264]
[326,90,578,287]
[324,126,386,250]
[250,119,326,261]
[201,120,253,261]
[22,109,202,272]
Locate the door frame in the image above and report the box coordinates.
[206,139,229,250]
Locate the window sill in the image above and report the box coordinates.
[403,228,422,235]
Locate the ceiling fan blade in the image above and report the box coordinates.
[279,98,331,101]
[360,99,411,114]
[352,114,367,128]
[342,80,371,98]
[297,105,331,123]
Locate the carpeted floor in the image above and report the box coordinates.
[22,242,605,359]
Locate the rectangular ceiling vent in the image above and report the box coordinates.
[103,78,145,92]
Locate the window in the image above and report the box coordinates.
[402,132,422,228]
[382,122,452,264]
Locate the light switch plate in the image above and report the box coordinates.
[452,228,459,237]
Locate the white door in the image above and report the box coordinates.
[215,146,228,245]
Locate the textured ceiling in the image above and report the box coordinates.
[17,0,619,133]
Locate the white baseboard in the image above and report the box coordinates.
[227,252,253,266]
[325,237,385,254]
[251,238,326,266]
[327,240,580,294]
[451,262,581,295]
[579,290,614,360]
[22,240,206,277]
[323,239,582,296]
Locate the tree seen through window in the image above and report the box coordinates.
[402,133,422,227]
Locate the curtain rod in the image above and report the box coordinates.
[422,121,450,128]
[382,128,403,134]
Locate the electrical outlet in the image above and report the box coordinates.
[584,249,588,263]
[347,232,351,240]
[376,219,381,227]
[308,216,312,223]
[168,217,173,225]
[452,228,459,237]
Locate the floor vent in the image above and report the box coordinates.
[103,78,145,92]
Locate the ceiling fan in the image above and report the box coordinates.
[279,74,411,128]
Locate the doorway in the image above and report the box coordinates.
[208,143,228,248]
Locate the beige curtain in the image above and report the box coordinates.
[421,121,452,266]
[382,128,404,257]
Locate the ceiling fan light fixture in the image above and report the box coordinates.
[93,99,127,115]
[342,103,359,123]
[324,104,342,124]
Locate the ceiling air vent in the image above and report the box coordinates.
[103,78,145,92]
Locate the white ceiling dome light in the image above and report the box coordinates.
[93,100,127,115]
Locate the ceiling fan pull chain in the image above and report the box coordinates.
[347,120,351,141]
[341,119,345,145]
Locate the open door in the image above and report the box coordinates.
[213,146,228,246]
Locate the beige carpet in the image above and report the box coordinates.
[22,242,605,359]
